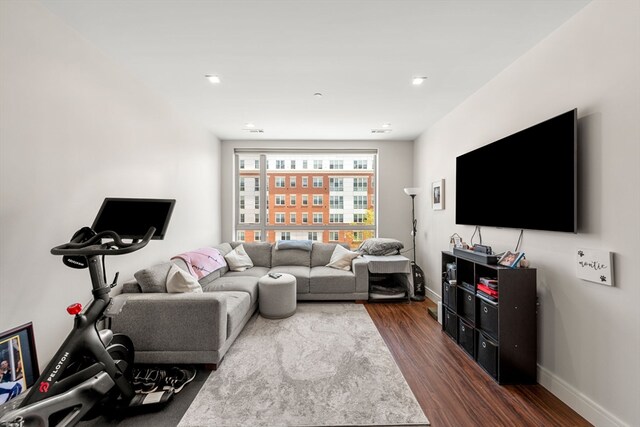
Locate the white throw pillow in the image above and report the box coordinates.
[224,244,254,271]
[166,264,203,293]
[326,244,360,271]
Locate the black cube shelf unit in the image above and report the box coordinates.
[441,251,537,384]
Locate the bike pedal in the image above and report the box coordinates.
[128,390,174,407]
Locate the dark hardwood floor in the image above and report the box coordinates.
[365,299,592,427]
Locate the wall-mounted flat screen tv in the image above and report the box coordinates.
[456,109,577,232]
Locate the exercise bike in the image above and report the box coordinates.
[0,226,166,427]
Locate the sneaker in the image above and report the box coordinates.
[132,367,166,394]
[162,366,196,393]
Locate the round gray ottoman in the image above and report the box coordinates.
[258,273,297,319]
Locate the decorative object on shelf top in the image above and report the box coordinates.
[498,251,525,268]
[403,187,425,301]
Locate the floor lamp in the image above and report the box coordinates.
[404,187,426,301]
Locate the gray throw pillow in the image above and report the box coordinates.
[276,240,313,251]
[133,262,173,293]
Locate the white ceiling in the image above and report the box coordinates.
[40,0,590,141]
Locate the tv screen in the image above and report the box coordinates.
[456,109,576,232]
[92,198,176,240]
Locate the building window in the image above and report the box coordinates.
[237,231,245,241]
[239,196,245,209]
[313,213,323,223]
[276,160,285,169]
[275,213,285,223]
[329,178,344,191]
[291,160,296,169]
[354,177,368,191]
[240,213,245,223]
[303,160,308,169]
[254,159,260,169]
[275,177,285,188]
[302,177,308,187]
[313,195,323,206]
[254,230,261,241]
[329,231,339,241]
[240,178,245,191]
[254,214,260,223]
[290,213,297,224]
[290,195,296,205]
[275,195,285,206]
[254,197,260,209]
[352,231,364,241]
[302,195,308,206]
[254,180,260,192]
[280,232,291,240]
[313,160,323,169]
[329,214,344,223]
[308,232,319,241]
[329,160,343,169]
[313,177,323,188]
[353,213,366,223]
[353,195,367,209]
[329,196,344,209]
[240,160,245,169]
[302,213,309,224]
[353,160,368,169]
[290,176,296,187]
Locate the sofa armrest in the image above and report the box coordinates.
[109,293,228,352]
[352,258,369,294]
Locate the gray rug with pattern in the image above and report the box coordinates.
[178,303,429,426]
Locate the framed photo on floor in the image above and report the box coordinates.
[432,179,445,210]
[0,322,40,405]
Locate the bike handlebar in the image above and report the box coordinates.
[51,227,156,256]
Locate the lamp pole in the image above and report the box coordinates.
[411,194,417,264]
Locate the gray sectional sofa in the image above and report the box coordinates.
[109,241,369,368]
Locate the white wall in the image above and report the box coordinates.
[0,1,222,364]
[414,1,639,426]
[221,141,414,248]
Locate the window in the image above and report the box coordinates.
[329,160,343,169]
[329,214,344,223]
[280,232,291,240]
[353,195,367,209]
[329,178,343,191]
[329,196,343,209]
[354,177,368,191]
[236,151,376,249]
[308,232,319,241]
[352,231,364,241]
[353,160,368,169]
[237,231,245,241]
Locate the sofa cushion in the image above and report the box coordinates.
[223,266,270,279]
[219,291,251,339]
[276,240,312,251]
[224,244,254,271]
[212,243,233,275]
[230,242,272,268]
[271,246,311,267]
[134,262,172,293]
[173,257,221,286]
[202,276,259,306]
[311,242,350,267]
[327,244,361,271]
[268,266,310,293]
[310,266,356,293]
[166,264,203,293]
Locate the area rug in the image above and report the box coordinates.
[178,303,429,427]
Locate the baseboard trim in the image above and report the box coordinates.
[425,286,440,302]
[537,364,629,427]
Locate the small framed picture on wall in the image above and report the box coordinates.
[432,179,444,210]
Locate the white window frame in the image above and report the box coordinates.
[275,213,285,223]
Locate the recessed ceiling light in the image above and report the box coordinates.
[412,76,427,85]
[313,92,323,98]
[382,123,392,128]
[205,74,221,84]
[244,122,255,128]
[371,129,392,134]
[244,128,264,133]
